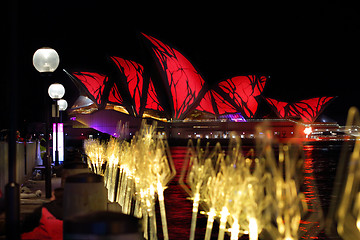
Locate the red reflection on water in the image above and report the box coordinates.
[160,147,192,239]
[301,145,321,239]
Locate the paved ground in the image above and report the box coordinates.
[0,177,61,238]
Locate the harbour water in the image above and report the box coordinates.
[155,142,349,240]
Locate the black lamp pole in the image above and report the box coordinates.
[53,101,60,166]
[6,0,20,238]
[43,75,52,199]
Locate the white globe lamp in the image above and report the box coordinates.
[57,99,68,111]
[33,47,60,73]
[48,83,65,100]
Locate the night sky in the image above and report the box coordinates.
[3,1,359,131]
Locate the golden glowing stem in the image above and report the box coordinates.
[204,207,216,240]
[249,217,258,240]
[147,184,157,240]
[97,154,103,175]
[104,163,109,186]
[189,191,200,240]
[157,181,169,240]
[133,198,142,218]
[229,218,240,240]
[119,170,127,207]
[106,159,117,202]
[107,165,112,200]
[148,205,157,240]
[143,209,148,240]
[108,162,118,202]
[123,177,133,214]
[149,214,157,240]
[116,168,123,206]
[217,206,229,240]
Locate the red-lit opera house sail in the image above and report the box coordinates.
[196,90,238,115]
[265,96,335,123]
[110,56,147,117]
[142,33,206,120]
[72,72,115,108]
[67,33,336,131]
[215,75,267,118]
[71,58,165,119]
[110,56,164,116]
[145,79,164,112]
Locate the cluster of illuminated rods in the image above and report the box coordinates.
[84,122,176,240]
[83,107,360,240]
[84,122,324,240]
[179,134,308,240]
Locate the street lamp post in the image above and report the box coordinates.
[33,47,60,198]
[57,99,68,120]
[48,83,65,166]
[57,99,68,163]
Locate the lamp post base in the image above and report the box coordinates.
[55,150,59,166]
[5,182,20,239]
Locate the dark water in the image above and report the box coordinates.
[155,143,347,240]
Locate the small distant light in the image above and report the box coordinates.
[178,132,180,135]
[304,127,312,137]
[81,133,84,136]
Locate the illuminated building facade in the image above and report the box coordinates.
[66,33,335,139]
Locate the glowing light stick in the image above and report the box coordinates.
[255,125,308,240]
[218,206,230,240]
[85,121,175,240]
[221,136,271,240]
[105,138,122,202]
[203,164,225,240]
[179,140,219,240]
[229,218,240,240]
[84,139,105,175]
[327,107,360,240]
[132,121,175,240]
[248,217,258,240]
[157,180,168,240]
[204,207,216,240]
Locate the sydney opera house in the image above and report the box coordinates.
[66,33,336,140]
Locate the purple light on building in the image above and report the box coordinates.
[219,113,246,122]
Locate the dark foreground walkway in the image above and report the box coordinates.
[0,177,61,238]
